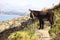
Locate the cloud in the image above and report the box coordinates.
[0,0,60,12]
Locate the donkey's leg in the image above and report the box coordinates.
[39,20,41,29]
[49,17,54,28]
[39,19,44,29]
[41,20,44,29]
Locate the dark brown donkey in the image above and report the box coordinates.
[29,9,54,29]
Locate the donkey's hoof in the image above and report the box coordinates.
[39,27,44,29]
[39,28,41,29]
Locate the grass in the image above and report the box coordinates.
[8,30,34,40]
[8,21,39,40]
[28,21,39,32]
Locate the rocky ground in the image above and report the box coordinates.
[0,15,30,33]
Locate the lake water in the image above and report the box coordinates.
[0,15,20,21]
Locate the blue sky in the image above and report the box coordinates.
[0,0,60,13]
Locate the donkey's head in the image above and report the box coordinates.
[29,9,38,20]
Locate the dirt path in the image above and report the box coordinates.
[34,23,51,40]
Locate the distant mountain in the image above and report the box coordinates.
[0,11,26,16]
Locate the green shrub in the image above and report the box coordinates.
[8,30,34,40]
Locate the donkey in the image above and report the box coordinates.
[29,9,54,29]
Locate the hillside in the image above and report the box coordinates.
[49,4,60,40]
[0,3,60,40]
[0,15,33,40]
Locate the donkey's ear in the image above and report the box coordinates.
[29,9,32,11]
